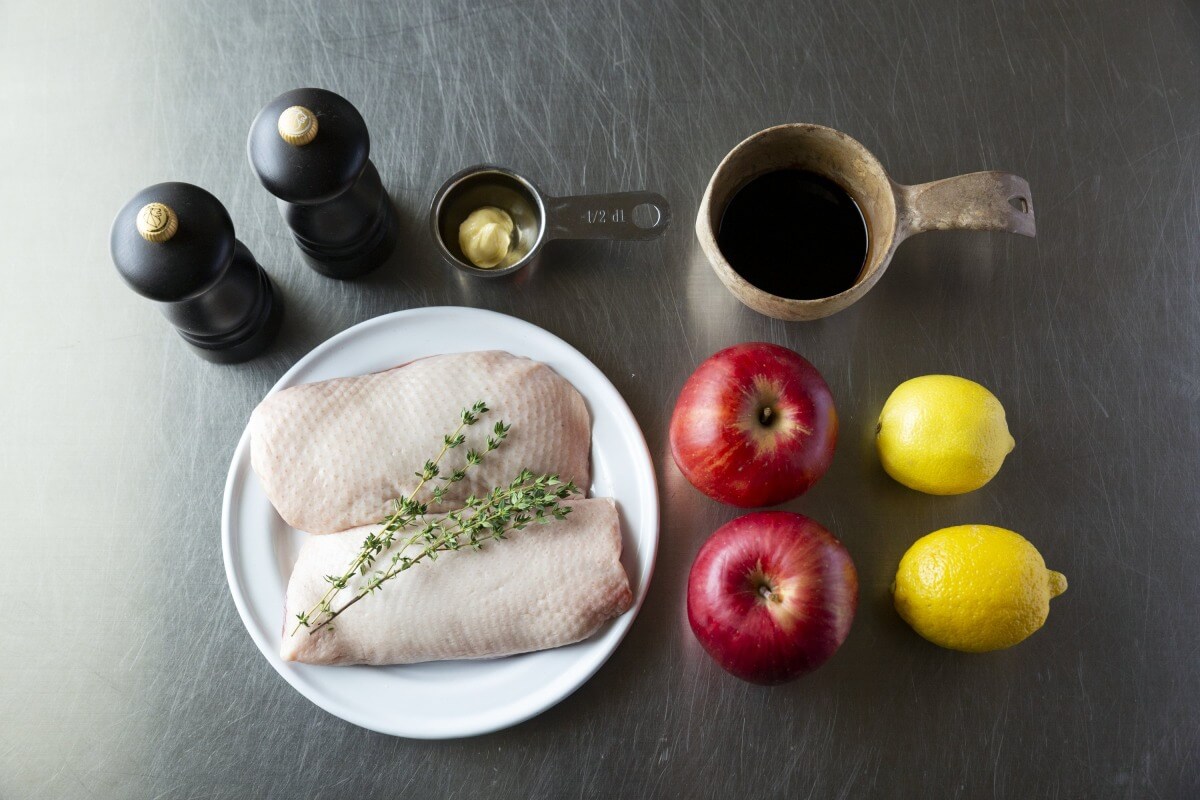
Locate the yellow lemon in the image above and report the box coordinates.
[892,525,1068,652]
[876,374,1014,495]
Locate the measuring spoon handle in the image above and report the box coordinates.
[546,192,671,241]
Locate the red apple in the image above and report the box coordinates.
[687,511,857,684]
[669,342,837,507]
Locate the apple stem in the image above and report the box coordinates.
[758,583,779,603]
[758,406,774,426]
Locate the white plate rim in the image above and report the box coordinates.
[220,306,658,738]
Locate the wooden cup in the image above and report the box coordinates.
[695,124,1036,321]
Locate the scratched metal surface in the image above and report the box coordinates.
[1,0,1198,797]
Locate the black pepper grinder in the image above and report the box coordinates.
[109,182,283,363]
[247,88,399,279]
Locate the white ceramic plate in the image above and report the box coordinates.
[221,307,658,739]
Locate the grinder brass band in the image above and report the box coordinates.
[136,202,178,243]
[277,105,318,146]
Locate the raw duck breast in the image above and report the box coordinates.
[281,498,633,664]
[250,351,591,534]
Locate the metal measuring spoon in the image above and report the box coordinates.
[430,165,670,277]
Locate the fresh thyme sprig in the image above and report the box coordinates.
[307,470,577,634]
[291,401,501,635]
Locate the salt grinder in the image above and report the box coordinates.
[109,182,283,363]
[247,88,399,279]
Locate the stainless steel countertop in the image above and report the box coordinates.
[2,1,1198,797]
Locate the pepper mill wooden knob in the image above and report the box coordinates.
[110,182,283,363]
[247,88,399,279]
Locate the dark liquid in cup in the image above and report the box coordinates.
[717,169,868,300]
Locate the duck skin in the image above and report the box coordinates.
[281,498,632,665]
[250,351,592,534]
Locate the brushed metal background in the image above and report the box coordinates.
[1,1,1197,797]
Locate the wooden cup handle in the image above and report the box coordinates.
[897,171,1035,238]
